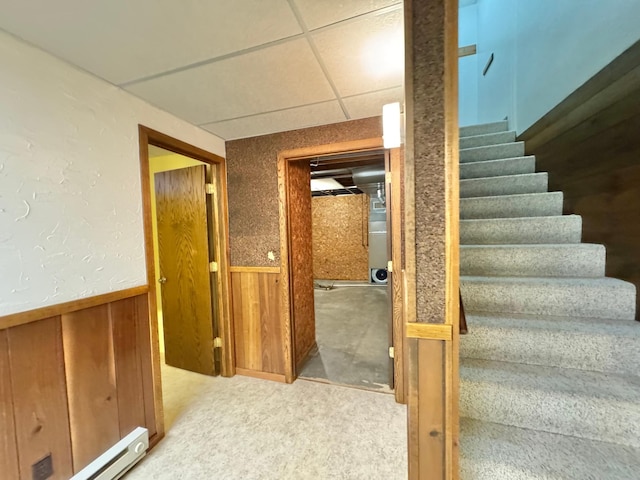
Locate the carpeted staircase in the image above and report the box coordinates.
[457,121,640,479]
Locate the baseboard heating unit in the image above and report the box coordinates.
[71,427,149,480]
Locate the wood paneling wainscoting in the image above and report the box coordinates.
[0,287,157,479]
[230,267,287,382]
[520,38,640,320]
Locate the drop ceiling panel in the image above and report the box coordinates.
[343,87,404,120]
[312,7,404,97]
[202,101,346,140]
[126,38,336,126]
[294,0,400,30]
[0,0,302,85]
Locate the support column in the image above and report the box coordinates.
[403,0,460,478]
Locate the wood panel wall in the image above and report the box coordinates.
[0,290,156,478]
[287,160,316,371]
[8,318,73,479]
[231,269,286,381]
[0,331,19,479]
[312,194,369,281]
[520,39,640,320]
[404,0,460,478]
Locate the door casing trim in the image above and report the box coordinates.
[138,125,235,444]
[277,137,405,402]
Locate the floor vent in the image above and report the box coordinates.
[71,427,148,480]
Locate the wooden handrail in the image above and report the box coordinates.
[459,44,477,58]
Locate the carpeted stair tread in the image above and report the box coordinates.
[460,243,605,277]
[461,357,640,402]
[460,275,636,320]
[460,130,517,149]
[460,215,582,245]
[460,172,548,198]
[460,192,563,219]
[460,418,640,480]
[460,156,536,179]
[461,312,640,375]
[460,358,640,446]
[460,121,509,138]
[460,141,525,163]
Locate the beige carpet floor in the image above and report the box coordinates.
[126,364,408,480]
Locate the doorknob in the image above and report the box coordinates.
[158,277,167,284]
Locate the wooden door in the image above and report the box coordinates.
[155,165,217,376]
[385,150,395,388]
[388,147,405,403]
[287,159,316,373]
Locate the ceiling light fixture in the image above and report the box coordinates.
[362,31,404,79]
[383,102,401,149]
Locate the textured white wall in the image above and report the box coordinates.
[476,0,640,133]
[0,31,225,316]
[459,4,479,126]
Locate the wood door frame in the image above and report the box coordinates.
[277,137,406,402]
[138,125,234,444]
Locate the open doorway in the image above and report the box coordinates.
[298,150,392,392]
[278,139,405,402]
[138,126,234,438]
[147,146,219,429]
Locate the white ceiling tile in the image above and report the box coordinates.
[0,0,302,84]
[126,39,336,125]
[294,0,400,30]
[343,87,404,120]
[201,101,346,140]
[312,8,404,97]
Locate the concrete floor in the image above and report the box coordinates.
[126,363,407,480]
[299,284,391,392]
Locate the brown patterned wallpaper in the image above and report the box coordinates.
[225,117,382,266]
[312,195,369,281]
[406,0,450,324]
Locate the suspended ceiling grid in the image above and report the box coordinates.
[0,0,405,140]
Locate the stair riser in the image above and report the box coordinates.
[460,280,636,320]
[461,193,563,219]
[461,142,525,163]
[460,216,583,245]
[460,157,535,179]
[460,379,640,448]
[460,173,548,198]
[460,131,516,149]
[460,245,605,277]
[461,327,640,375]
[460,121,509,137]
